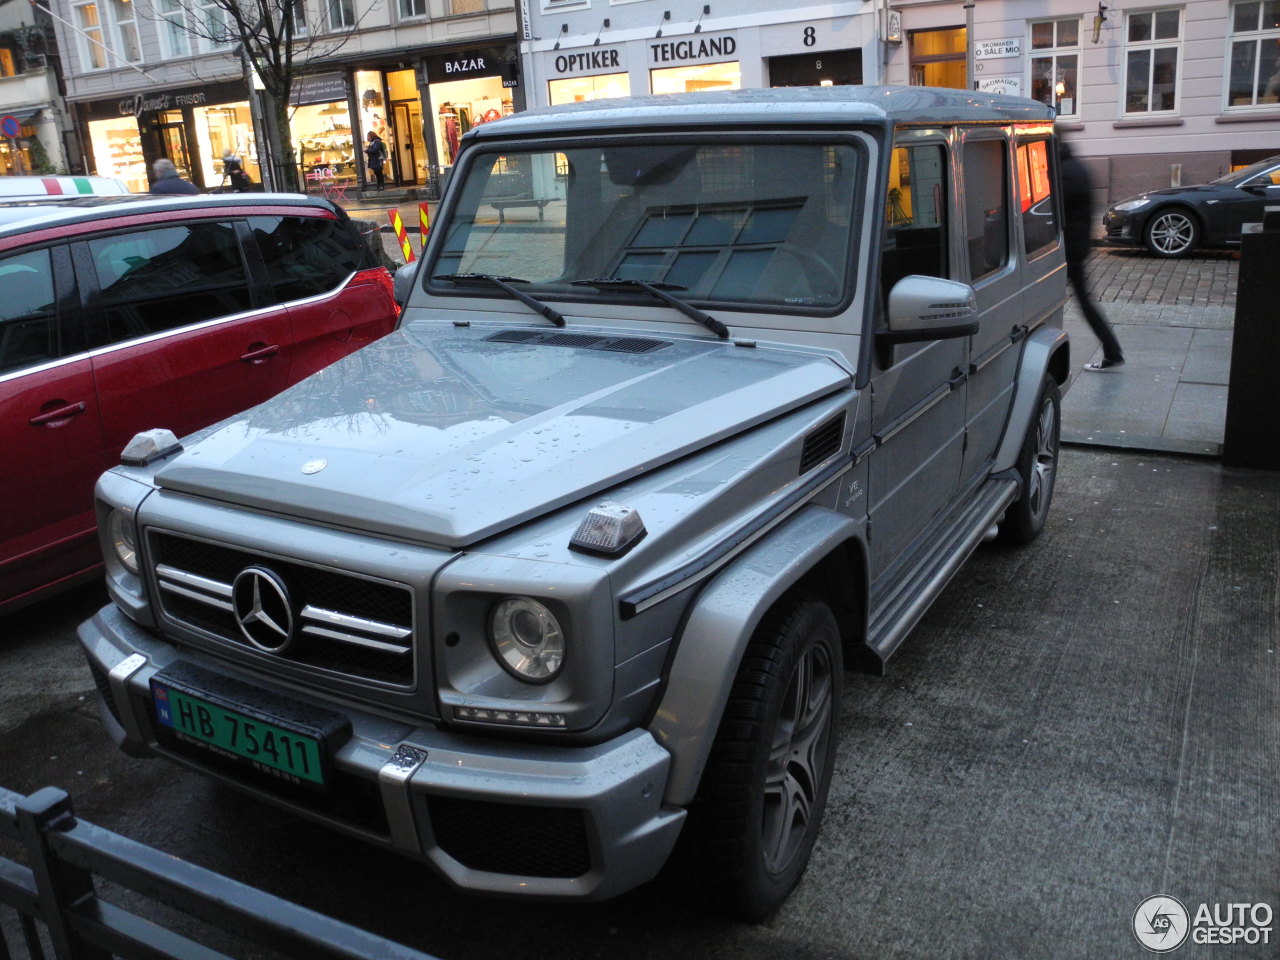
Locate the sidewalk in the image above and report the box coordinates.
[1061,246,1238,457]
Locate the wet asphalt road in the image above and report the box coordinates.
[2,444,1277,960]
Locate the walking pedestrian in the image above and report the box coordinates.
[221,150,253,192]
[149,158,199,195]
[365,131,388,192]
[1059,137,1124,370]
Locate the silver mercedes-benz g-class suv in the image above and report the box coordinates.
[80,87,1069,920]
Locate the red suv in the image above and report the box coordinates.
[0,193,397,614]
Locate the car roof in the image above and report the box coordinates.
[0,192,345,237]
[466,85,1056,142]
[0,175,130,197]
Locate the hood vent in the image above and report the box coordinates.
[486,330,669,354]
[799,413,845,475]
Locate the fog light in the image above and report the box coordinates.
[490,597,565,682]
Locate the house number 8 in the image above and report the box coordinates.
[803,26,816,46]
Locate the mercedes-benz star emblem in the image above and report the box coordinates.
[231,566,295,653]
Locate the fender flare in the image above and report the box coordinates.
[649,503,862,807]
[992,324,1069,474]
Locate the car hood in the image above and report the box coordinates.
[152,324,851,548]
[1114,185,1220,207]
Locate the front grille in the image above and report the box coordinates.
[427,795,591,878]
[149,532,415,687]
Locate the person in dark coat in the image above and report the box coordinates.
[221,150,253,192]
[365,131,388,192]
[1059,138,1124,370]
[150,158,199,195]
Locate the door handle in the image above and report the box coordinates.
[240,343,280,363]
[30,401,87,426]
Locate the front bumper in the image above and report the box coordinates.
[1102,208,1142,244]
[79,603,684,901]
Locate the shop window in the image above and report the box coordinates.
[1029,18,1079,117]
[0,248,59,376]
[908,27,966,89]
[72,1,109,70]
[1228,1,1280,107]
[882,143,948,299]
[650,60,740,94]
[329,0,356,29]
[87,223,252,345]
[962,139,1009,281]
[87,117,147,192]
[249,216,373,302]
[1016,139,1057,256]
[1124,9,1181,114]
[548,73,631,105]
[0,48,15,77]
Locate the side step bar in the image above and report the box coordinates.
[866,477,1019,667]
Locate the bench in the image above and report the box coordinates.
[488,196,553,223]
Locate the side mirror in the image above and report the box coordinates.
[879,275,979,344]
[393,260,421,307]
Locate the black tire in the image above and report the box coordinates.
[677,594,843,922]
[1143,206,1200,258]
[1000,376,1061,545]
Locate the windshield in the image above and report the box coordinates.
[428,140,861,310]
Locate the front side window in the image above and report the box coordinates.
[1029,18,1080,117]
[329,0,356,29]
[963,138,1009,281]
[1228,1,1280,107]
[883,143,948,300]
[72,1,109,70]
[87,222,251,345]
[430,140,861,311]
[248,215,372,301]
[1125,8,1182,114]
[0,248,59,376]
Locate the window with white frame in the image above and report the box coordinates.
[1029,18,1080,117]
[109,0,141,62]
[400,0,427,18]
[329,0,355,29]
[1124,8,1182,114]
[157,0,192,58]
[197,0,233,50]
[72,1,109,70]
[1228,1,1280,106]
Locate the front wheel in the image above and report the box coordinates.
[1000,377,1061,545]
[1143,207,1200,258]
[676,594,843,922]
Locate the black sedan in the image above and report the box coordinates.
[1102,155,1280,258]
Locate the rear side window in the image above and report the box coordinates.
[962,138,1010,281]
[1017,139,1059,255]
[88,222,252,345]
[248,216,374,302]
[0,248,58,375]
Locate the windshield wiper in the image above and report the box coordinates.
[570,277,729,339]
[432,273,565,327]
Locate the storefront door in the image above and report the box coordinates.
[157,120,192,180]
[392,101,423,185]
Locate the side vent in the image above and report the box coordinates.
[799,413,846,475]
[484,331,669,354]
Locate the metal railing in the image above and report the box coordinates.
[0,785,441,960]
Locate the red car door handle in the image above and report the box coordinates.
[29,401,87,426]
[240,343,280,363]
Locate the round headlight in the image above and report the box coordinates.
[107,509,139,576]
[490,597,565,683]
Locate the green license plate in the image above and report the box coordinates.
[150,663,348,789]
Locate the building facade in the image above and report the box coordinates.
[0,4,76,176]
[518,0,878,109]
[48,0,517,193]
[889,0,1280,200]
